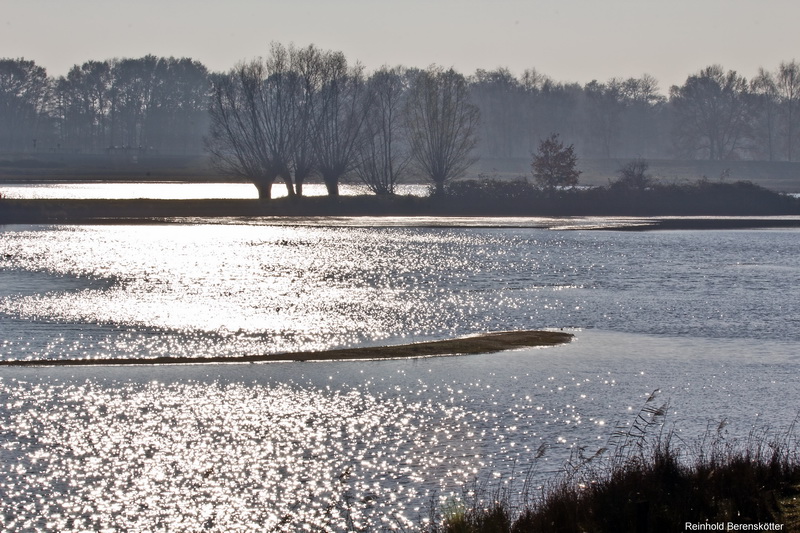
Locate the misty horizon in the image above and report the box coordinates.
[2,0,798,93]
[4,51,800,168]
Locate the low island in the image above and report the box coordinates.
[0,330,573,367]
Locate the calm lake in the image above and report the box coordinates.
[1,217,799,530]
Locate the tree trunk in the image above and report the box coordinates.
[788,102,794,162]
[294,170,311,197]
[323,176,340,197]
[280,173,296,199]
[254,181,273,200]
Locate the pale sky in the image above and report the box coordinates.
[2,0,797,92]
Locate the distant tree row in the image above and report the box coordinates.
[472,62,800,162]
[0,56,209,154]
[2,52,800,164]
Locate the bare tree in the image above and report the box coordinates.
[406,66,480,195]
[206,47,313,200]
[776,60,800,161]
[618,74,665,158]
[288,44,324,196]
[669,65,752,160]
[355,66,412,195]
[751,68,780,161]
[314,51,371,197]
[206,63,279,199]
[259,43,300,196]
[208,45,373,199]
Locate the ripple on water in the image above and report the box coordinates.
[1,224,800,529]
[2,225,799,361]
[3,330,799,531]
[1,379,433,530]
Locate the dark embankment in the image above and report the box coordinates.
[0,195,438,223]
[0,330,572,367]
[3,178,800,224]
[0,180,800,225]
[443,178,800,216]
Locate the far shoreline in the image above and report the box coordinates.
[0,330,573,367]
[2,195,800,230]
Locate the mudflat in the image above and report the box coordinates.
[0,330,574,366]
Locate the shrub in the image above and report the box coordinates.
[612,159,655,190]
[531,134,582,190]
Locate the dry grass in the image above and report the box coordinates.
[779,485,800,532]
[422,394,800,533]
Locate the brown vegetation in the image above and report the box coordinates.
[423,396,800,533]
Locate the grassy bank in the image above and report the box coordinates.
[423,398,800,533]
[2,179,800,224]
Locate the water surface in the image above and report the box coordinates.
[0,182,427,200]
[1,222,798,530]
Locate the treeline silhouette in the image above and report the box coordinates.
[2,51,800,163]
[205,44,481,198]
[0,56,209,156]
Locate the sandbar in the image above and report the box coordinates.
[0,330,573,367]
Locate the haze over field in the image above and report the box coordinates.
[3,0,798,92]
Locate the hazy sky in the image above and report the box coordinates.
[2,0,797,92]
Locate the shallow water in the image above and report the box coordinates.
[2,331,797,531]
[0,181,428,200]
[2,224,798,361]
[1,222,799,530]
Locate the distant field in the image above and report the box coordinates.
[0,152,220,182]
[3,152,800,193]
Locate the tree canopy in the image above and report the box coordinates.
[531,133,581,189]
